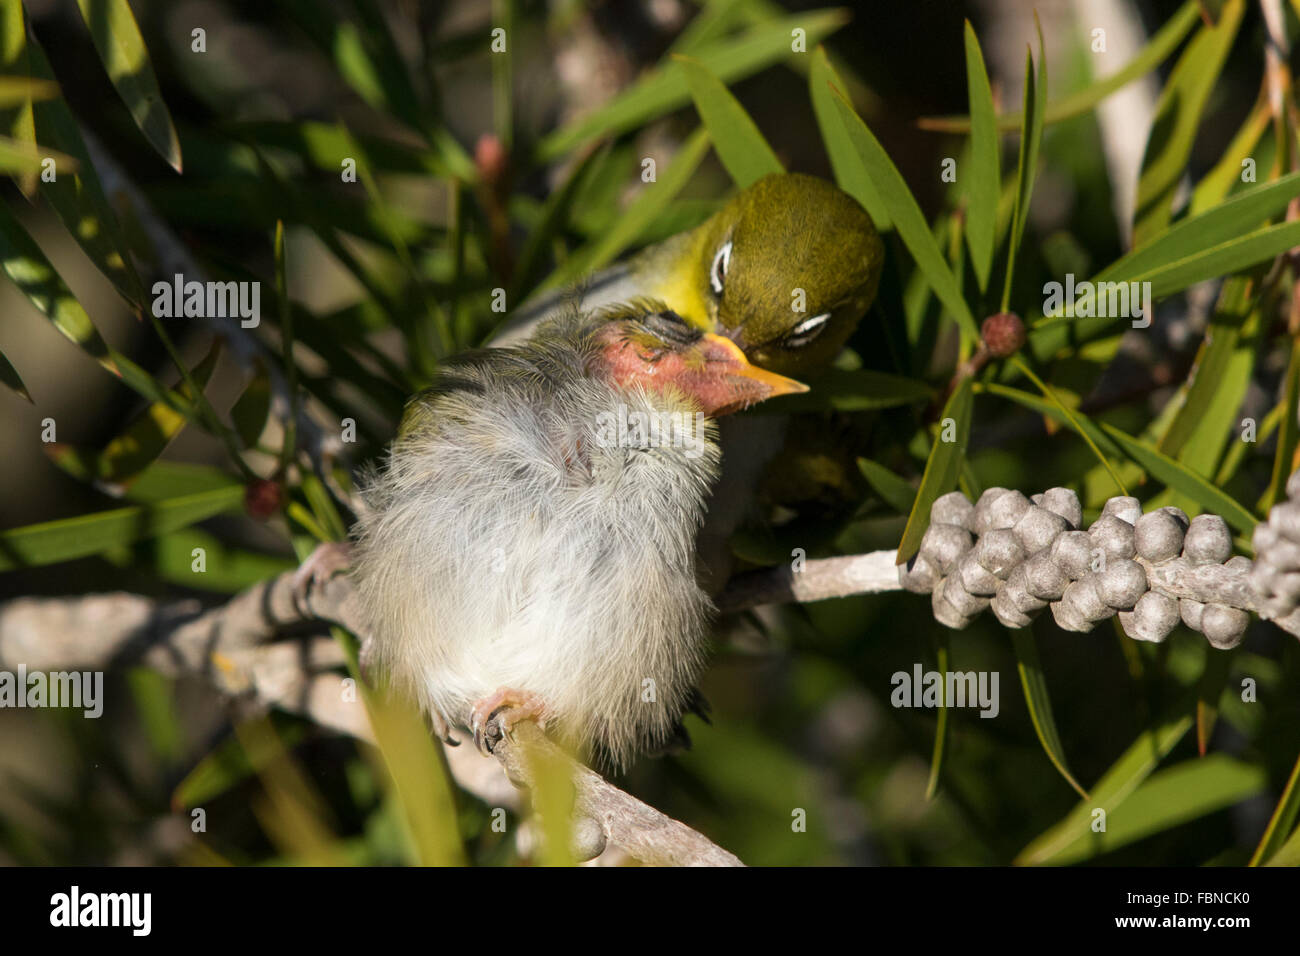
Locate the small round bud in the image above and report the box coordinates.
[1089,514,1137,561]
[1096,558,1147,610]
[1200,604,1248,649]
[1004,564,1048,613]
[1182,514,1232,566]
[974,528,1025,579]
[942,574,991,617]
[1263,539,1300,572]
[919,523,973,574]
[980,311,1026,358]
[930,491,974,530]
[898,553,941,594]
[1049,530,1094,579]
[932,585,972,630]
[1014,505,1069,556]
[991,591,1033,628]
[973,488,1031,534]
[570,815,607,862]
[1179,598,1204,632]
[475,133,509,187]
[1134,510,1186,563]
[1038,487,1082,529]
[1269,501,1300,543]
[1253,523,1278,554]
[1023,550,1068,600]
[1050,599,1092,632]
[1287,468,1300,502]
[1101,496,1142,526]
[1119,591,1179,643]
[244,479,283,519]
[958,550,1000,597]
[1062,574,1113,622]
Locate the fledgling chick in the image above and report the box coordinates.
[352,303,806,771]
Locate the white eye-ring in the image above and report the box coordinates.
[709,240,733,296]
[785,312,831,348]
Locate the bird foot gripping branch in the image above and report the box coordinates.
[899,473,1300,645]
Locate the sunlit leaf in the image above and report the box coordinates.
[1018,714,1192,863]
[0,485,244,571]
[829,89,978,340]
[677,54,781,187]
[0,346,30,401]
[809,47,890,229]
[917,2,1201,133]
[1013,626,1089,800]
[537,8,849,161]
[897,376,972,564]
[74,0,182,171]
[1132,0,1244,246]
[1001,27,1045,312]
[962,21,998,293]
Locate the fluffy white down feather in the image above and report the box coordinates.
[353,321,721,770]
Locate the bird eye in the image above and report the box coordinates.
[784,312,831,348]
[709,241,733,296]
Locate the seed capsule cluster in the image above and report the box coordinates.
[899,487,1248,648]
[1249,470,1300,621]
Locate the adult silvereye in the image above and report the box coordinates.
[493,172,884,376]
[352,302,806,771]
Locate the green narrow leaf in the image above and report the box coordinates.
[0,485,244,571]
[126,667,182,763]
[22,28,147,309]
[1,0,38,197]
[917,1,1201,133]
[1018,714,1194,864]
[173,721,307,810]
[1137,219,1300,301]
[1261,338,1300,514]
[1011,355,1126,495]
[509,143,608,303]
[762,367,932,413]
[1189,93,1270,216]
[0,346,30,401]
[809,46,890,229]
[79,340,220,487]
[1132,0,1244,246]
[962,21,998,293]
[1101,423,1258,531]
[231,365,273,449]
[1252,748,1300,865]
[1012,626,1089,800]
[0,200,118,374]
[829,90,978,340]
[542,127,711,292]
[1195,647,1233,755]
[362,685,467,866]
[1157,275,1259,468]
[897,376,973,564]
[1023,755,1264,865]
[1001,29,1045,312]
[74,0,182,171]
[537,8,849,162]
[857,458,917,515]
[677,54,782,187]
[926,629,951,799]
[1091,173,1300,289]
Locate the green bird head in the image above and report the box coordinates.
[649,172,884,376]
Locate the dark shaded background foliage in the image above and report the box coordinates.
[0,0,1297,866]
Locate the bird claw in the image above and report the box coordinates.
[292,540,353,610]
[469,688,548,757]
